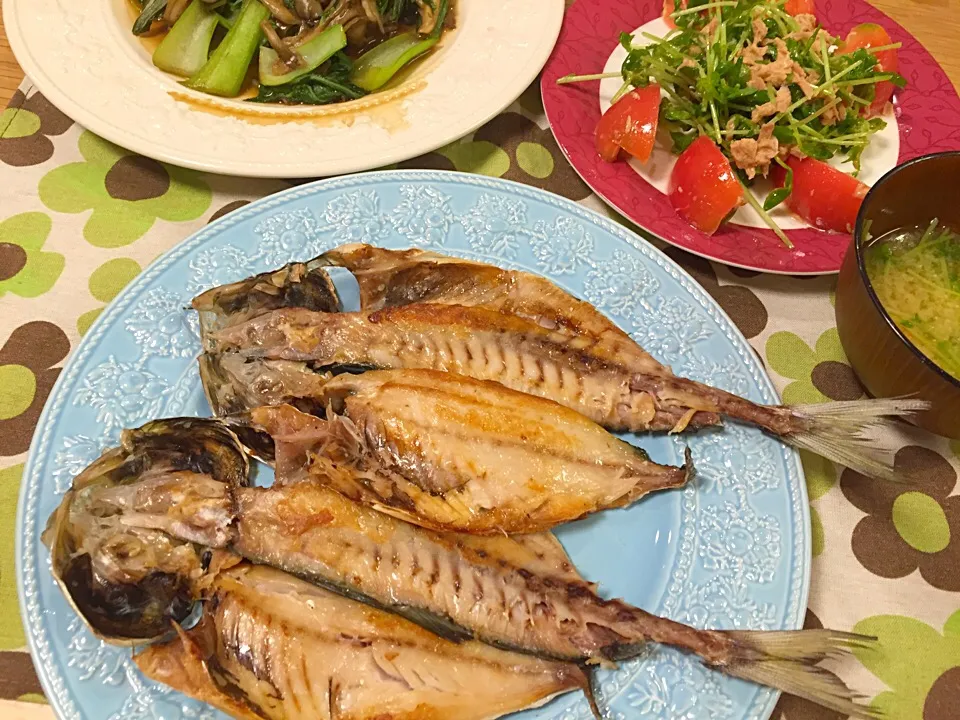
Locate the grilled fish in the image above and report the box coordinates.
[41,417,248,643]
[192,258,340,337]
[313,243,665,372]
[49,420,878,719]
[193,243,663,374]
[208,302,926,481]
[217,369,692,534]
[135,563,588,720]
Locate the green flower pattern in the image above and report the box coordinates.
[76,258,143,335]
[854,610,960,720]
[765,327,863,404]
[0,212,64,298]
[39,131,212,248]
[0,464,25,650]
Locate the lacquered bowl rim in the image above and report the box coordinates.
[852,150,960,391]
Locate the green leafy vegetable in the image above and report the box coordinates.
[258,24,347,87]
[352,0,449,91]
[182,0,269,97]
[133,0,167,35]
[251,52,368,104]
[558,0,903,240]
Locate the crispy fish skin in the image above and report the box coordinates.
[209,304,720,433]
[135,564,586,720]
[236,371,692,534]
[121,475,881,719]
[314,243,665,373]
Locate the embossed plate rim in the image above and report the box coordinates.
[16,170,809,720]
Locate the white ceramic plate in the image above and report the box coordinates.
[3,0,563,177]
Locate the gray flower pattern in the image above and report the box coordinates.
[254,207,329,266]
[700,500,782,584]
[73,356,168,433]
[390,185,454,246]
[460,193,526,259]
[583,249,660,321]
[324,190,386,244]
[185,244,256,295]
[530,216,594,274]
[124,288,200,359]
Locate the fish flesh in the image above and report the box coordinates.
[135,563,588,720]
[48,419,878,718]
[217,368,693,534]
[41,417,248,643]
[207,300,926,481]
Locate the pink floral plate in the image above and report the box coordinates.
[541,0,960,274]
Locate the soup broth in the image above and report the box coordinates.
[864,220,960,380]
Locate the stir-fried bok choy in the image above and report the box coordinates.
[131,0,454,104]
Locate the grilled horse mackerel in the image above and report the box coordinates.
[198,244,925,481]
[47,418,880,719]
[135,564,587,720]
[203,363,692,534]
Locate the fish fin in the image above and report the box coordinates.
[584,667,604,720]
[719,629,883,719]
[781,397,930,482]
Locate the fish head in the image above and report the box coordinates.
[191,261,340,341]
[43,417,249,645]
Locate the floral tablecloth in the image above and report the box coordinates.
[2,46,960,720]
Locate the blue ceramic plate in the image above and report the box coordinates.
[17,171,809,720]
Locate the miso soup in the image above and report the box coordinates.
[863,220,960,380]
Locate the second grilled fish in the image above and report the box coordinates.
[209,303,926,481]
[226,369,693,534]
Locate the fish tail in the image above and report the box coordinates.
[717,629,884,719]
[781,397,930,482]
[631,373,928,481]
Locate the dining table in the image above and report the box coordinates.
[1,1,959,719]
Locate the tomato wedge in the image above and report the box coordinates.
[662,0,679,29]
[771,156,869,233]
[668,136,744,235]
[841,23,898,115]
[595,85,661,164]
[784,0,815,16]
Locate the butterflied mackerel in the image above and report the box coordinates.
[207,365,693,534]
[208,301,927,481]
[135,563,587,720]
[48,417,881,718]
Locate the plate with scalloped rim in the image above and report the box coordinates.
[2,0,562,178]
[540,0,960,274]
[17,170,809,720]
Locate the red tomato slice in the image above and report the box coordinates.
[668,136,744,235]
[595,85,661,164]
[662,0,678,29]
[841,23,898,115]
[784,0,815,16]
[771,156,869,233]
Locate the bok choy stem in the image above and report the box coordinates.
[182,0,269,97]
[152,0,220,77]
